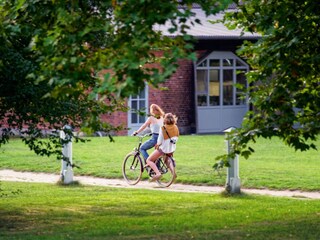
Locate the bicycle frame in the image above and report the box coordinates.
[134,133,152,164]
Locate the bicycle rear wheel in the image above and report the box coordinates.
[122,152,143,185]
[156,157,176,187]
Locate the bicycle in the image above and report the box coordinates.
[122,133,176,187]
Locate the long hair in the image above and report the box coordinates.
[150,104,165,118]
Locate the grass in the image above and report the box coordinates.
[0,135,319,191]
[0,181,320,240]
[0,136,319,239]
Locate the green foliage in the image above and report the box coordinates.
[212,159,225,177]
[220,0,320,160]
[0,0,232,158]
[0,0,127,158]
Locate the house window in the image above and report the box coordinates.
[130,88,147,124]
[236,70,247,105]
[223,69,233,105]
[196,69,208,106]
[196,52,248,107]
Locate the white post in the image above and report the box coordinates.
[60,125,73,184]
[224,127,241,193]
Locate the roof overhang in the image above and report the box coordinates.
[154,8,261,40]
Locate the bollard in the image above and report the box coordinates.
[60,125,73,184]
[224,127,241,193]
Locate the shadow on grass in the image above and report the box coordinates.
[219,190,255,199]
[55,180,81,187]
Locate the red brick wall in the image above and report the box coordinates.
[148,58,195,134]
[100,108,128,136]
[103,58,196,136]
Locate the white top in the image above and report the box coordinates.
[136,116,163,134]
[150,117,163,134]
[157,130,178,154]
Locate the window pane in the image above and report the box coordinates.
[236,59,246,67]
[138,100,146,123]
[209,69,220,106]
[131,112,137,124]
[131,100,137,110]
[196,70,207,93]
[223,70,233,105]
[223,59,233,66]
[236,70,247,105]
[131,100,138,123]
[209,59,220,67]
[139,115,145,123]
[131,101,138,123]
[198,60,207,67]
[139,100,145,109]
[197,95,207,106]
[138,90,145,99]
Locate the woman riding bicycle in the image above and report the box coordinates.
[133,104,165,161]
[146,113,179,182]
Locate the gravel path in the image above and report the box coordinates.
[1,169,319,199]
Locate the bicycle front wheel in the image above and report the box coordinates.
[156,157,175,188]
[122,152,143,185]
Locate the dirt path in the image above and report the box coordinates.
[1,169,319,199]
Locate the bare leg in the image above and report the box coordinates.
[146,150,163,180]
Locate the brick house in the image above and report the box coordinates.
[105,7,260,136]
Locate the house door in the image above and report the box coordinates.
[195,51,249,133]
[128,86,148,135]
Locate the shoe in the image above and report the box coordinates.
[149,170,155,177]
[150,173,162,182]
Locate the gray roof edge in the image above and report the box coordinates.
[195,35,261,40]
[164,35,261,40]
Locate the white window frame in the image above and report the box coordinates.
[127,85,149,135]
[195,51,249,108]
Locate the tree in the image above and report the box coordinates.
[218,0,320,161]
[0,0,232,158]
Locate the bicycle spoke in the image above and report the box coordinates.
[122,153,143,185]
[156,157,175,187]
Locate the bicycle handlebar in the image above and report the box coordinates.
[131,132,152,139]
[129,133,152,151]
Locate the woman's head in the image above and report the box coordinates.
[164,113,177,125]
[150,104,165,118]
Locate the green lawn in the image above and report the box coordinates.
[0,181,320,240]
[0,135,319,191]
[1,136,320,239]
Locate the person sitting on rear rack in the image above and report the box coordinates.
[146,113,179,182]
